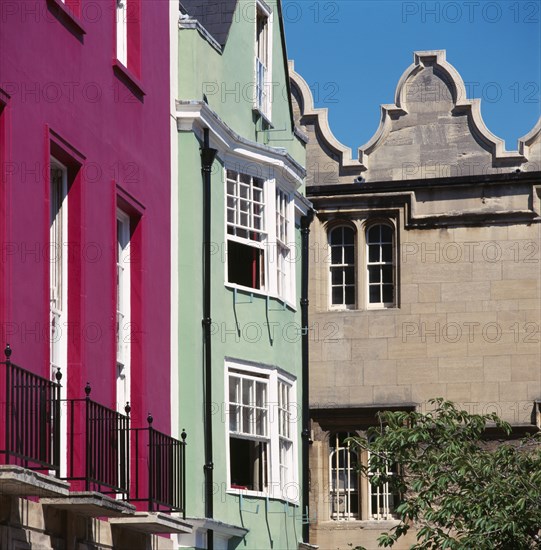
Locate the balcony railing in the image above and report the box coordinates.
[65,384,130,498]
[0,344,61,475]
[0,344,186,516]
[131,415,186,517]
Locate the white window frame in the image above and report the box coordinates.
[328,225,356,310]
[116,0,128,66]
[329,432,360,520]
[275,188,294,304]
[367,443,398,520]
[278,379,294,495]
[50,158,68,478]
[254,0,273,120]
[225,360,299,503]
[366,222,396,309]
[224,167,296,306]
[116,210,131,412]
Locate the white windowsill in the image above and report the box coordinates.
[252,106,273,127]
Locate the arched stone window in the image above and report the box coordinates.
[329,432,359,520]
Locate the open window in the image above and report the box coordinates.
[226,170,266,291]
[227,363,298,500]
[228,371,269,492]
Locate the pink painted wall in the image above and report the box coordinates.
[0,0,171,443]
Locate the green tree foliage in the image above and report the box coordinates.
[350,399,541,550]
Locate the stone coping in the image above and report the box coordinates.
[0,465,70,497]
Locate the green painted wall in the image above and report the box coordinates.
[177,2,307,549]
[178,1,305,165]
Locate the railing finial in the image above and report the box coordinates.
[181,429,187,442]
[55,367,62,383]
[147,413,153,426]
[4,343,12,362]
[125,402,131,416]
[84,382,91,397]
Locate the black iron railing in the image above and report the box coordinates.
[131,414,186,516]
[65,383,130,497]
[0,344,61,475]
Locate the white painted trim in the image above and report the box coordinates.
[50,157,68,479]
[116,210,131,412]
[116,0,128,66]
[175,100,306,187]
[170,0,180,443]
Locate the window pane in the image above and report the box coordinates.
[367,225,380,243]
[381,225,393,242]
[345,286,355,305]
[229,377,240,403]
[229,404,239,431]
[382,243,393,263]
[382,265,393,283]
[369,285,381,303]
[343,228,354,245]
[242,406,252,434]
[331,246,342,264]
[329,228,342,245]
[331,268,343,285]
[256,408,266,436]
[256,381,266,407]
[332,287,343,305]
[368,266,381,283]
[382,284,394,303]
[368,244,379,263]
[344,246,354,264]
[242,379,252,405]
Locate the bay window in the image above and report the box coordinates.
[227,362,298,501]
[225,168,295,303]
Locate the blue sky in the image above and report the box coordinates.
[283,0,541,155]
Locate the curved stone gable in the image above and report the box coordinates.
[290,50,541,184]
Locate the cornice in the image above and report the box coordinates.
[175,100,306,187]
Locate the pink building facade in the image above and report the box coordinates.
[0,2,187,546]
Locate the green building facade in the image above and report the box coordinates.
[172,2,311,548]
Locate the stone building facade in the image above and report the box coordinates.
[290,50,541,550]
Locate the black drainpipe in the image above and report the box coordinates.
[301,208,314,544]
[201,128,217,550]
